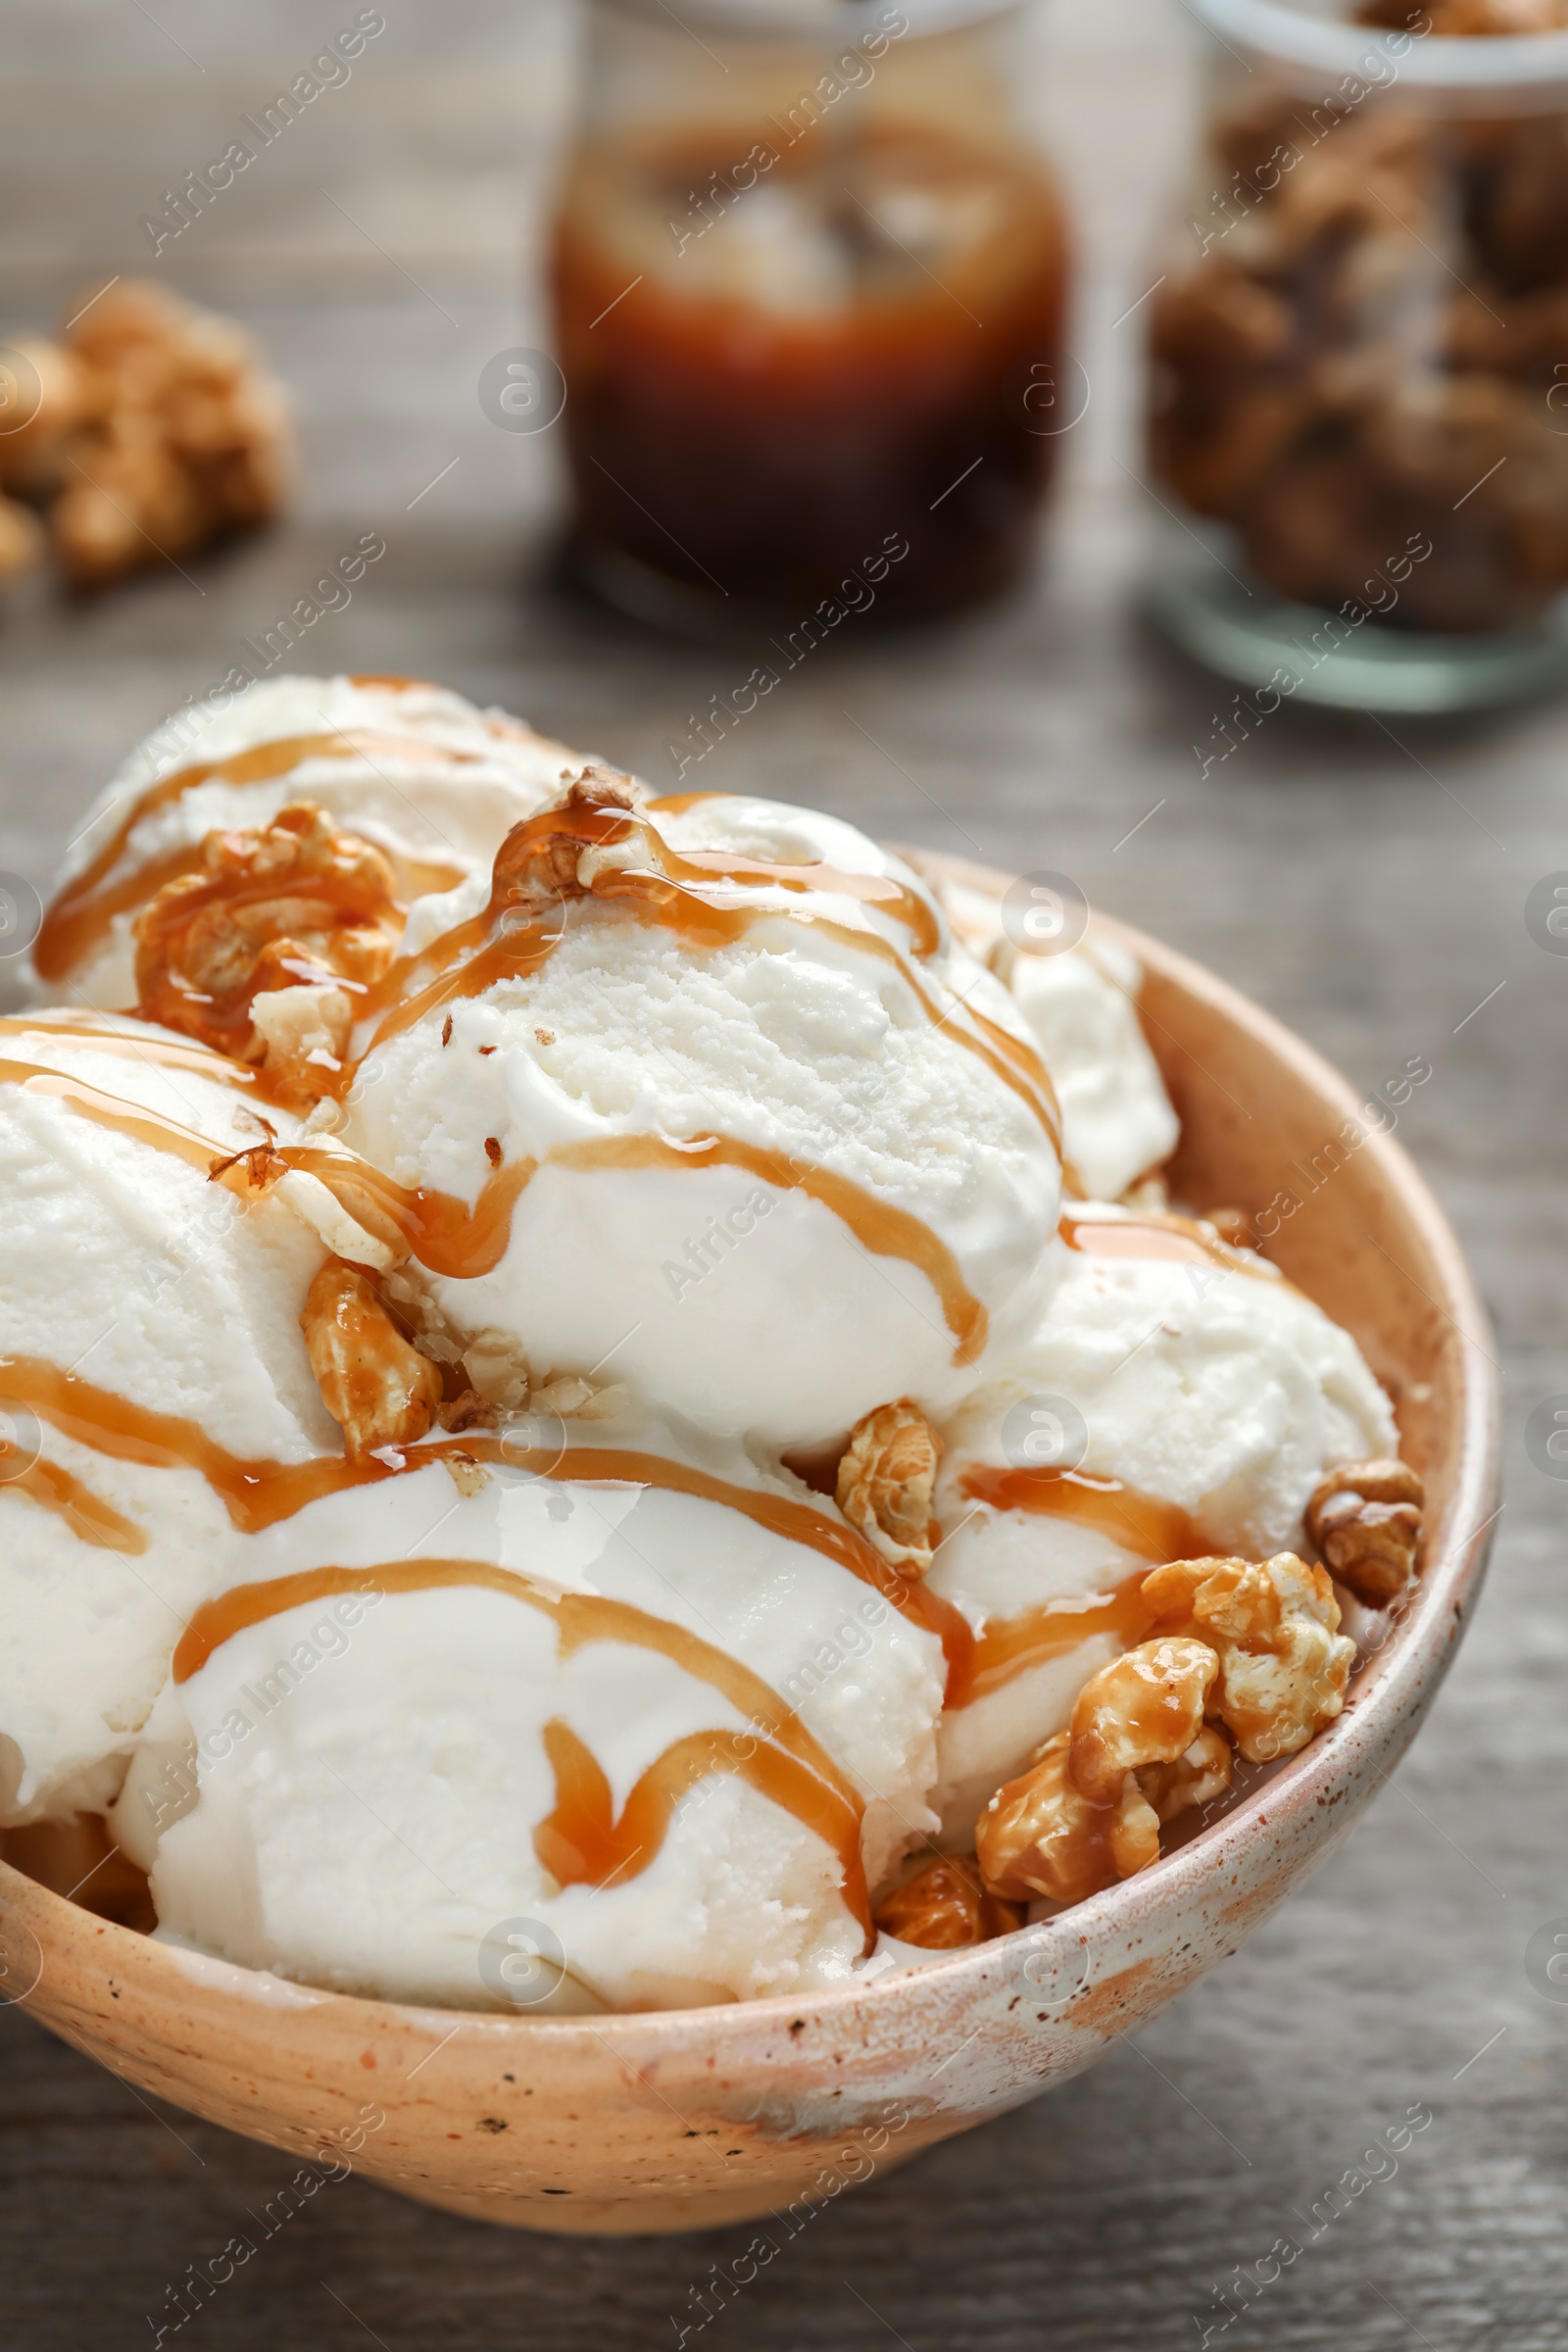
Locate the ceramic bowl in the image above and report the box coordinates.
[0,855,1500,2235]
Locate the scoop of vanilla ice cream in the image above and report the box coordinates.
[928,1520,1150,1845]
[106,673,563,789]
[340,794,1061,1450]
[925,1208,1397,1838]
[34,674,582,1007]
[1003,938,1178,1201]
[0,1015,341,1826]
[140,1425,947,2009]
[934,875,1178,1202]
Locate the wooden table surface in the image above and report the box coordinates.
[1,3,1563,2345]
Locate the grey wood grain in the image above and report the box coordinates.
[0,3,1562,2346]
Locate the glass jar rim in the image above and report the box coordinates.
[590,0,1020,40]
[1189,0,1568,84]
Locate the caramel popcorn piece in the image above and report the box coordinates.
[970,1541,1369,1909]
[976,1732,1158,1906]
[1143,1552,1356,1764]
[974,1630,1234,1908]
[133,803,401,1102]
[872,1853,1025,1949]
[302,1260,442,1458]
[249,983,355,1088]
[492,769,646,918]
[835,1398,941,1575]
[0,494,42,583]
[1305,1457,1425,1608]
[531,1371,633,1421]
[52,418,205,588]
[442,1452,489,1500]
[436,1392,494,1435]
[47,279,291,588]
[459,1328,532,1414]
[446,1333,628,1431]
[0,334,100,500]
[1067,1638,1219,1804]
[1136,1725,1234,1825]
[972,1541,1366,1911]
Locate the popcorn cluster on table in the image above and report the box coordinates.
[0,279,289,591]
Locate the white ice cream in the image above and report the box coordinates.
[137,1425,946,2010]
[0,1014,338,1825]
[927,1207,1397,1838]
[1003,939,1178,1201]
[34,673,582,1007]
[935,872,1178,1202]
[342,794,1062,1450]
[2,684,1415,2014]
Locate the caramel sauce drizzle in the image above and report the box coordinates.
[270,1143,536,1281]
[958,1463,1200,1564]
[646,791,720,815]
[0,1355,971,1691]
[947,1470,1200,1711]
[172,1557,870,1941]
[346,786,1059,1148]
[0,1355,389,1532]
[34,729,473,984]
[953,1569,1154,1712]
[1060,1202,1281,1281]
[0,1012,996,1370]
[0,1059,249,1184]
[535,1718,868,1936]
[277,1131,989,1360]
[349,797,941,1036]
[0,1017,259,1085]
[0,1442,148,1553]
[25,776,1061,1372]
[940,1467,1184,1712]
[173,1560,852,1796]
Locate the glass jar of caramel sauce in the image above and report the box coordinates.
[1143,0,1568,712]
[550,0,1070,631]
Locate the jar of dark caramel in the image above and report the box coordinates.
[1144,0,1568,711]
[550,0,1071,632]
